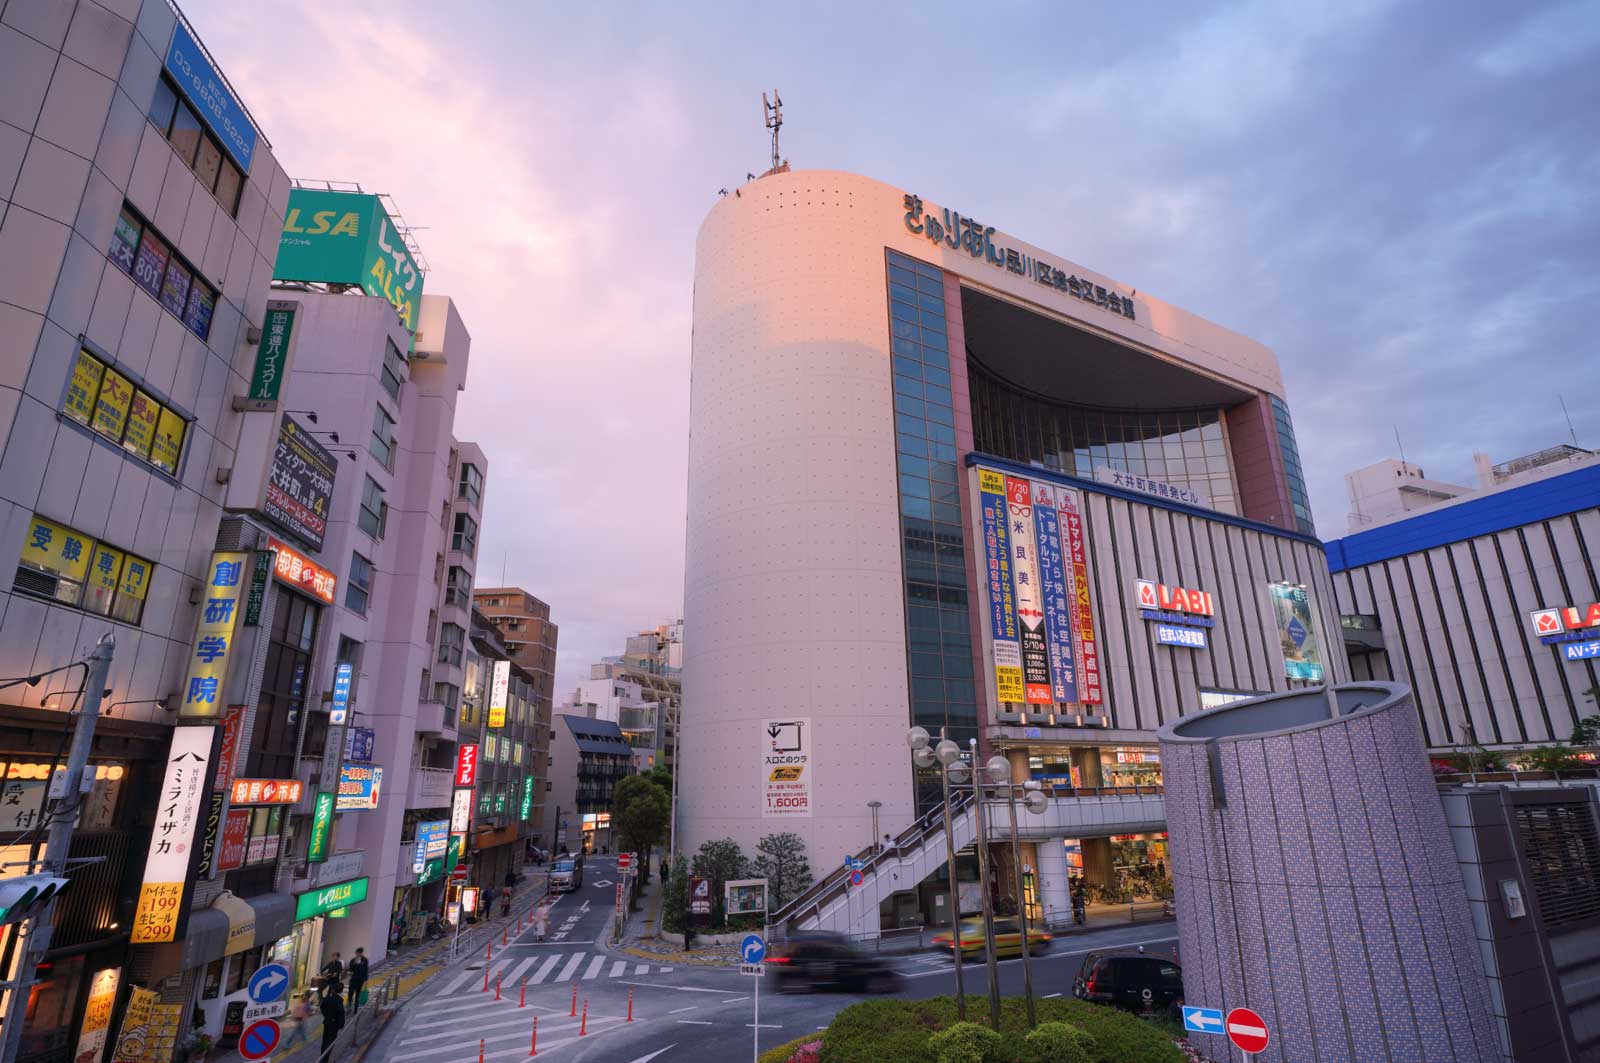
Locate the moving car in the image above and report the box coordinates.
[931,917,1052,957]
[549,858,583,892]
[1072,949,1184,1014]
[765,932,901,993]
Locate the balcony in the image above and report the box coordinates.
[408,767,454,808]
[415,697,457,737]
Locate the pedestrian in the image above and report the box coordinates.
[321,951,343,981]
[483,884,497,917]
[504,867,517,889]
[282,992,313,1048]
[501,886,512,918]
[318,982,345,1060]
[660,856,669,882]
[346,947,369,1009]
[533,907,548,942]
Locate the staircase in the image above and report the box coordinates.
[770,787,1167,940]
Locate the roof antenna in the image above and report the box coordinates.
[1560,395,1579,445]
[1394,425,1408,473]
[762,90,783,173]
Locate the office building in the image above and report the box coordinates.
[681,169,1344,935]
[561,620,683,774]
[474,587,557,850]
[548,715,633,855]
[1345,444,1597,533]
[459,608,542,887]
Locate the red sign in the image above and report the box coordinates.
[454,745,479,788]
[230,778,303,805]
[214,706,245,793]
[1060,495,1102,704]
[218,808,250,871]
[619,852,632,871]
[1530,604,1600,637]
[1135,579,1215,616]
[1225,1007,1269,1054]
[267,537,336,604]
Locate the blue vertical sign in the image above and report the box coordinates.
[330,662,353,725]
[978,469,1024,704]
[1030,483,1079,703]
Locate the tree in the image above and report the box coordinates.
[661,854,689,934]
[611,775,670,887]
[642,764,673,793]
[752,832,813,910]
[691,838,749,925]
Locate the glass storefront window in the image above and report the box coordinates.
[1100,748,1162,788]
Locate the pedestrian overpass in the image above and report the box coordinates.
[769,789,1166,940]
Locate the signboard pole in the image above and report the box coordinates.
[0,634,115,1063]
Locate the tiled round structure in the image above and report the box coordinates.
[1158,683,1500,1063]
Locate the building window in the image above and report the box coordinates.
[358,476,387,540]
[434,682,460,727]
[369,405,396,468]
[1269,395,1316,535]
[445,565,471,608]
[14,513,152,624]
[438,623,464,667]
[345,552,373,615]
[61,348,189,476]
[109,204,217,340]
[242,588,319,782]
[147,74,244,215]
[381,338,407,403]
[452,513,478,557]
[458,463,483,509]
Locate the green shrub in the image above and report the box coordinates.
[928,1022,1004,1063]
[1024,1021,1095,1063]
[759,1034,822,1063]
[818,997,1181,1063]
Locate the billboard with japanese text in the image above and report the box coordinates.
[274,189,423,340]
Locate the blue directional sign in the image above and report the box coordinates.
[843,855,865,872]
[330,662,353,724]
[247,962,290,1005]
[1563,641,1600,661]
[1182,1006,1223,1035]
[741,933,766,964]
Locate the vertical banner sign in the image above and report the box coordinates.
[247,302,296,404]
[132,727,213,943]
[74,966,121,1063]
[218,808,250,871]
[1030,483,1079,704]
[450,788,472,833]
[179,552,248,718]
[1269,583,1326,681]
[1004,477,1054,704]
[761,718,811,817]
[978,469,1024,703]
[214,706,244,793]
[195,790,224,878]
[454,744,478,788]
[330,662,353,725]
[113,986,158,1062]
[242,550,270,627]
[1058,490,1103,704]
[488,660,510,728]
[307,791,334,863]
[521,775,535,821]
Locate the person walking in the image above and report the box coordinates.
[483,885,496,921]
[321,952,344,984]
[501,884,513,917]
[533,906,548,942]
[318,981,345,1061]
[281,992,313,1049]
[345,948,369,1010]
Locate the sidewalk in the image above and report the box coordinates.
[205,872,551,1063]
[608,867,740,967]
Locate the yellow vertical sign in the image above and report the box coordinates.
[178,552,247,718]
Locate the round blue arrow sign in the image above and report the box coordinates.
[247,963,290,1005]
[741,933,765,963]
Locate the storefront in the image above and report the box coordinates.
[579,812,611,853]
[1100,749,1162,788]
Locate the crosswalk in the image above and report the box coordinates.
[432,951,674,996]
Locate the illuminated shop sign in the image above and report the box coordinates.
[268,537,336,604]
[229,778,303,805]
[1530,604,1600,639]
[901,194,1136,321]
[1134,579,1216,639]
[454,744,478,788]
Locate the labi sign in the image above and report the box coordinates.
[274,190,423,344]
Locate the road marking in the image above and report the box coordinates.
[625,1048,676,1063]
[635,963,649,975]
[556,953,586,982]
[669,1006,698,1014]
[721,996,748,1004]
[1043,992,1062,998]
[618,981,732,994]
[611,959,628,977]
[660,966,674,973]
[506,956,538,984]
[584,955,606,980]
[390,1016,623,1062]
[530,954,562,984]
[676,1020,713,1025]
[746,1023,782,1029]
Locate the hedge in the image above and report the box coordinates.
[817,997,1182,1063]
[761,1034,823,1063]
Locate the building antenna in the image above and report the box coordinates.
[1560,395,1579,445]
[501,550,507,588]
[762,90,783,173]
[1394,425,1408,472]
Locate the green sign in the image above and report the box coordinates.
[416,858,442,887]
[247,302,296,403]
[306,791,334,863]
[295,875,369,920]
[444,834,463,877]
[242,551,270,627]
[520,776,534,821]
[494,791,506,814]
[274,189,424,343]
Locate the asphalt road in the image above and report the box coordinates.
[367,857,1178,1062]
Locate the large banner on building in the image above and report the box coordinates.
[1269,582,1325,681]
[275,189,424,339]
[131,727,214,943]
[1030,483,1079,704]
[262,414,336,551]
[1057,488,1103,704]
[978,469,1024,702]
[177,553,247,718]
[1003,477,1054,704]
[761,718,811,817]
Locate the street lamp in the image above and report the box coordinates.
[867,800,882,854]
[991,758,1049,1028]
[908,726,967,1021]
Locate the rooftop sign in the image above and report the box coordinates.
[274,190,423,339]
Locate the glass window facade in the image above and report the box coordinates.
[1270,394,1315,535]
[886,251,978,775]
[970,361,1239,515]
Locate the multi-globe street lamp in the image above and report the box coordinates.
[908,727,1048,1030]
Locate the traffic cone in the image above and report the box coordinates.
[627,987,634,1022]
[520,977,527,1008]
[496,973,502,1000]
[580,999,588,1036]
[479,1038,485,1063]
[529,1015,538,1057]
[570,982,577,1016]
[503,926,508,947]
[482,964,489,993]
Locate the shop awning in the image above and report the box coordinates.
[180,891,295,969]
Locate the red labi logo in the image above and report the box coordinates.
[1531,609,1563,635]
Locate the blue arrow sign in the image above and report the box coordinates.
[247,963,290,1005]
[741,933,766,964]
[1182,1006,1223,1034]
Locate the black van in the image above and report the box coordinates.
[1072,949,1184,1015]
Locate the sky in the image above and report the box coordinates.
[200,0,1600,696]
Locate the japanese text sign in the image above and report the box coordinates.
[330,662,353,725]
[488,660,510,728]
[178,552,247,719]
[263,416,337,551]
[163,20,257,170]
[131,726,213,942]
[295,876,369,920]
[450,788,472,833]
[229,778,303,805]
[274,190,424,342]
[247,302,296,404]
[267,537,336,604]
[335,763,382,810]
[307,791,334,863]
[454,744,478,788]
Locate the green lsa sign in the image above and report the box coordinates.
[273,189,423,344]
[295,875,369,920]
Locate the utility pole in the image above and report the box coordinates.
[0,634,115,1061]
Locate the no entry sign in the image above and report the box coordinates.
[1226,1007,1269,1054]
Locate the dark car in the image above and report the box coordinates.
[1072,949,1184,1015]
[765,932,901,994]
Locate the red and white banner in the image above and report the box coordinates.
[454,744,478,788]
[1004,477,1054,705]
[1058,490,1102,704]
